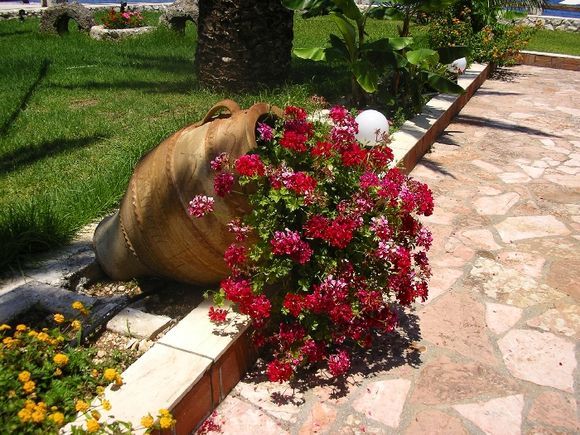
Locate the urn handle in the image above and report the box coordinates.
[198,99,241,126]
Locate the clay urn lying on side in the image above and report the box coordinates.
[93,99,281,285]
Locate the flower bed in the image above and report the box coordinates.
[191,105,434,382]
[89,7,153,41]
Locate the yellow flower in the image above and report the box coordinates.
[140,414,154,428]
[31,409,46,423]
[24,399,36,410]
[103,368,117,382]
[86,419,100,433]
[22,380,35,394]
[115,374,123,386]
[101,399,111,411]
[91,410,101,420]
[96,386,105,396]
[0,324,11,331]
[3,337,19,348]
[53,313,65,324]
[158,408,170,417]
[91,369,99,378]
[54,368,62,376]
[71,320,81,331]
[18,408,32,423]
[72,301,85,311]
[159,415,174,429]
[53,353,69,367]
[28,330,38,337]
[16,324,27,332]
[75,400,89,413]
[49,412,65,426]
[18,370,31,383]
[72,301,89,316]
[37,332,50,342]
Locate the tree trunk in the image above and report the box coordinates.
[195,0,294,91]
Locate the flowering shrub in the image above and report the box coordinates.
[191,105,434,382]
[102,8,144,30]
[428,7,535,66]
[0,302,176,433]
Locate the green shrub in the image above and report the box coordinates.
[0,303,174,433]
[428,6,535,66]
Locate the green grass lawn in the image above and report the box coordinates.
[0,12,413,270]
[3,9,576,272]
[526,29,580,56]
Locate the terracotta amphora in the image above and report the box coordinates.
[93,100,281,285]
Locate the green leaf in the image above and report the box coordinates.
[353,60,379,93]
[293,47,327,61]
[361,38,392,53]
[427,73,465,95]
[327,34,351,62]
[387,37,414,51]
[331,13,357,57]
[406,48,438,66]
[394,51,408,68]
[281,0,321,10]
[436,46,470,64]
[332,0,363,22]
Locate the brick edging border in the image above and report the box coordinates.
[391,63,493,174]
[519,50,580,71]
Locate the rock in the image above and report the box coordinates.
[352,379,411,428]
[39,3,95,35]
[107,307,172,340]
[527,391,578,431]
[89,25,155,41]
[495,215,570,243]
[526,305,580,339]
[485,302,522,335]
[159,0,198,32]
[419,292,498,365]
[498,329,576,392]
[454,395,525,435]
[469,256,565,308]
[410,356,519,405]
[405,410,467,435]
[298,403,337,435]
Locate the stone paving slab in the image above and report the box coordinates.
[202,65,580,434]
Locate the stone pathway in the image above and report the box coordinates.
[200,65,580,434]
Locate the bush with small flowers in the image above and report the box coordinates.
[102,7,144,29]
[0,302,176,433]
[191,105,434,382]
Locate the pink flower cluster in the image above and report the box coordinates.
[270,229,313,264]
[190,104,434,383]
[187,195,214,218]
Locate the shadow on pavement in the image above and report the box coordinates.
[243,307,423,401]
[455,114,560,137]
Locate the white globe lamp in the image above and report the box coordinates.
[355,110,389,146]
[447,57,467,74]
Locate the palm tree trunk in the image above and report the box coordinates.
[195,0,294,91]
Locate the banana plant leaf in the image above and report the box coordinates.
[406,48,439,66]
[427,72,465,95]
[436,46,470,64]
[331,13,357,57]
[293,47,328,61]
[353,60,380,93]
[332,0,363,22]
